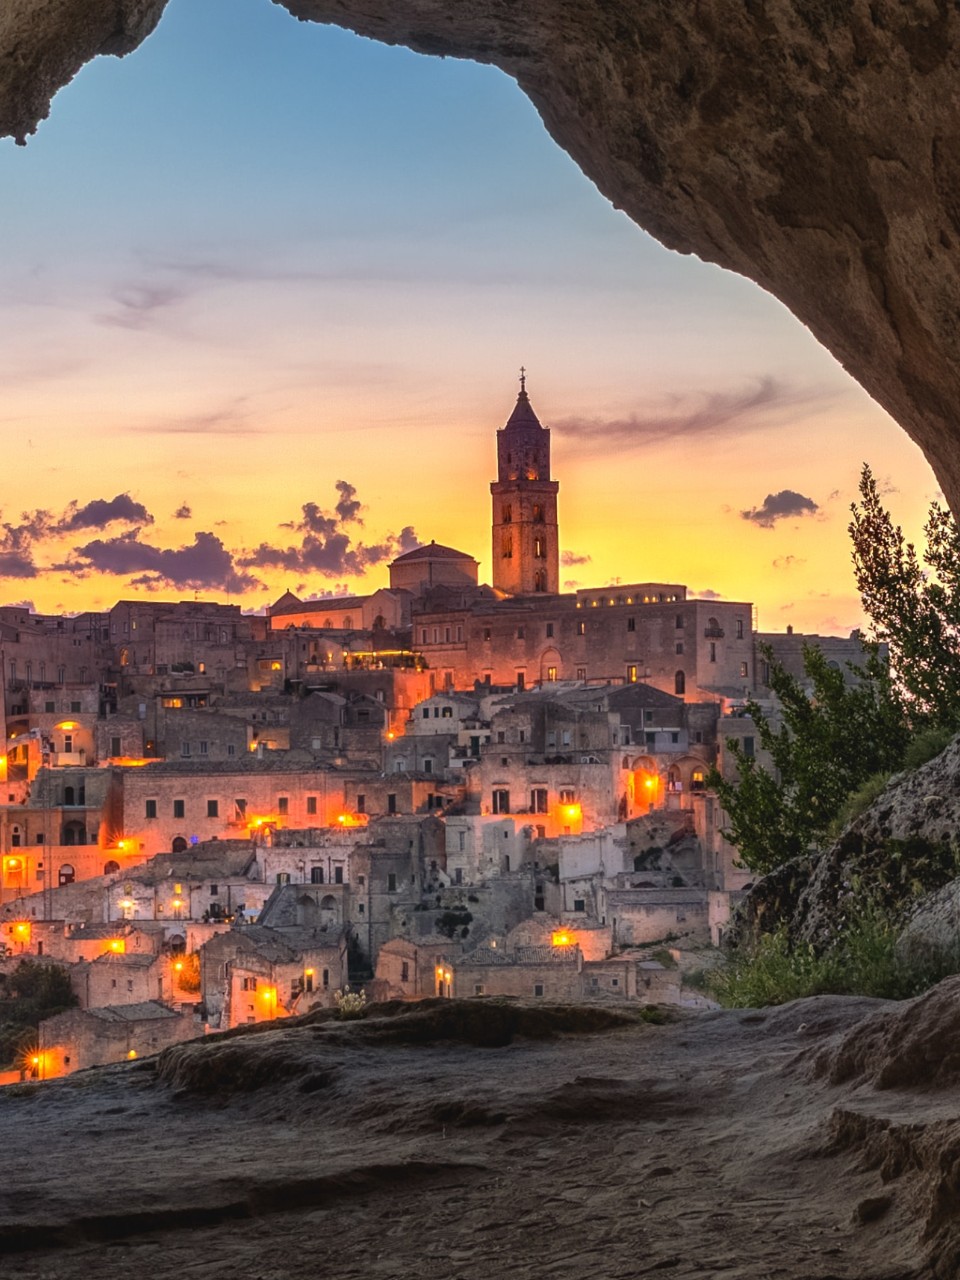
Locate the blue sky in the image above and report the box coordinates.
[0,0,938,627]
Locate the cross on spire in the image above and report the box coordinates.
[519,365,526,393]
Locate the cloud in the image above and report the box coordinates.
[174,504,192,520]
[0,493,151,554]
[96,283,186,331]
[773,555,806,570]
[563,578,583,590]
[63,530,259,593]
[741,490,819,529]
[243,483,420,580]
[695,588,723,600]
[57,494,153,533]
[554,378,834,452]
[561,550,592,566]
[0,551,37,579]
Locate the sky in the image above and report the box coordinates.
[0,0,942,633]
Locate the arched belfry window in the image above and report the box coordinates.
[502,534,513,559]
[533,504,543,522]
[503,504,512,524]
[534,570,546,593]
[675,670,686,696]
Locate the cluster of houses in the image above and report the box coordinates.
[0,380,869,1077]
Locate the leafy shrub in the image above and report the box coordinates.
[712,901,960,1008]
[902,725,956,771]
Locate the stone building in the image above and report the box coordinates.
[37,1001,199,1076]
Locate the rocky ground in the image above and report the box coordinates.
[1,989,959,1280]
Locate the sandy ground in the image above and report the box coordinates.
[1,988,959,1280]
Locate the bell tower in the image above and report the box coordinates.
[490,370,560,596]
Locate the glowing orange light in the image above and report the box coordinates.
[111,757,153,767]
[109,939,126,953]
[171,899,183,910]
[551,930,573,947]
[14,922,30,938]
[55,721,78,731]
[127,1050,137,1060]
[334,812,367,828]
[563,804,582,820]
[117,840,128,851]
[173,961,184,972]
[304,968,314,977]
[248,741,259,752]
[31,1056,39,1066]
[645,778,656,790]
[7,859,22,872]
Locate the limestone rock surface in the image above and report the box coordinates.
[3,993,960,1277]
[3,2,960,509]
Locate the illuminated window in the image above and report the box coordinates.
[576,667,586,680]
[577,620,585,636]
[531,788,548,813]
[627,665,638,683]
[547,666,558,682]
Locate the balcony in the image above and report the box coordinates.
[703,626,725,639]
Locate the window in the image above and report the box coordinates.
[546,666,558,682]
[483,627,492,641]
[423,758,433,774]
[534,983,544,997]
[710,642,717,663]
[173,799,185,819]
[45,700,55,713]
[627,665,638,683]
[334,865,344,884]
[388,873,397,892]
[736,618,744,639]
[573,898,585,912]
[740,662,749,678]
[278,797,288,815]
[422,706,430,719]
[474,984,484,996]
[576,667,586,680]
[516,626,525,640]
[627,617,636,632]
[675,670,686,696]
[676,614,684,629]
[387,793,396,814]
[210,884,218,897]
[180,742,191,758]
[401,961,410,982]
[357,793,365,813]
[577,620,585,636]
[676,641,684,655]
[492,789,510,814]
[533,503,543,522]
[531,788,548,813]
[305,795,317,816]
[503,503,512,523]
[516,671,525,691]
[743,736,755,758]
[207,799,219,818]
[502,534,513,558]
[546,622,554,638]
[199,740,208,756]
[227,744,236,757]
[441,705,453,718]
[110,736,121,756]
[311,867,324,884]
[145,800,157,819]
[559,789,576,805]
[691,769,706,792]
[534,537,545,558]
[235,798,247,820]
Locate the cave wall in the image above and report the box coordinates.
[3,0,960,509]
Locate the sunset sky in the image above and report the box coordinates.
[0,0,940,633]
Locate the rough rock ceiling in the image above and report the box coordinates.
[3,1,960,508]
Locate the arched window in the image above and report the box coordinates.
[171,836,188,853]
[502,534,513,559]
[342,616,353,630]
[119,648,129,667]
[534,570,546,592]
[324,618,333,629]
[104,860,120,875]
[532,503,543,522]
[674,670,686,696]
[534,537,546,558]
[62,821,85,846]
[58,864,75,886]
[503,503,512,524]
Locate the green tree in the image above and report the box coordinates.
[850,463,960,728]
[708,643,908,875]
[0,960,77,1068]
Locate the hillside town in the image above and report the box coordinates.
[0,380,867,1078]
